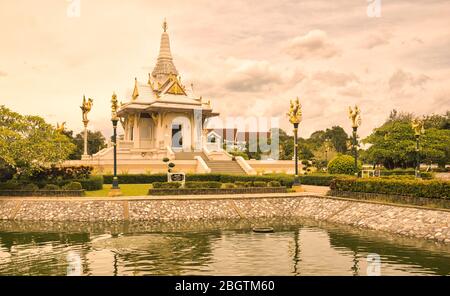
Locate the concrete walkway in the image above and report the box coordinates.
[302,185,329,195]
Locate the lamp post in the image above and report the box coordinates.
[287,97,304,192]
[324,138,331,163]
[109,92,122,197]
[348,105,361,177]
[411,118,425,179]
[80,96,93,160]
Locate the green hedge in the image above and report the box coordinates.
[102,173,348,187]
[55,175,103,191]
[380,169,433,179]
[184,181,222,189]
[103,174,166,184]
[74,176,104,191]
[153,182,182,189]
[330,177,450,199]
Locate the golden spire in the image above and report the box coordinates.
[163,18,168,32]
[132,77,139,100]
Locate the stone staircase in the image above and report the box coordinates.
[174,152,209,160]
[174,151,246,174]
[204,160,246,174]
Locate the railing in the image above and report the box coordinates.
[194,156,211,173]
[235,156,256,175]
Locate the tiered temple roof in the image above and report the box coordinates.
[117,20,218,118]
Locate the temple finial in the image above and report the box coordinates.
[162,18,168,32]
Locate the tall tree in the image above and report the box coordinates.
[68,130,107,160]
[324,126,349,153]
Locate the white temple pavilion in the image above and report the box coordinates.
[71,20,299,175]
[116,20,219,157]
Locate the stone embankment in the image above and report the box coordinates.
[0,193,449,243]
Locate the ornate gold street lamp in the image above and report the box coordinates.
[348,105,362,177]
[80,96,93,160]
[287,97,304,191]
[411,118,425,178]
[109,92,122,197]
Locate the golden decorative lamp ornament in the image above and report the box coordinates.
[411,118,425,178]
[287,97,304,192]
[348,105,361,177]
[80,96,93,160]
[109,92,122,197]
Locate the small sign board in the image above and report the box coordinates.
[168,172,186,187]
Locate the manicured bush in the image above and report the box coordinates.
[253,181,267,187]
[0,180,21,190]
[222,183,236,189]
[185,181,222,189]
[103,174,166,184]
[63,182,83,191]
[22,183,39,191]
[330,177,450,199]
[327,155,361,175]
[299,174,341,186]
[76,176,104,191]
[28,166,93,182]
[268,181,281,187]
[380,169,433,180]
[152,182,182,189]
[234,181,247,188]
[43,184,60,190]
[245,181,254,187]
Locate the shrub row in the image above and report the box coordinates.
[28,166,93,182]
[330,177,450,199]
[103,173,342,187]
[148,187,288,196]
[0,175,103,191]
[380,169,433,179]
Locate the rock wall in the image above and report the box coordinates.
[0,195,449,243]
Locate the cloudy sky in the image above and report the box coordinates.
[0,0,449,138]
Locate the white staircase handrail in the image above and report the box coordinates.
[166,146,176,159]
[194,156,211,173]
[235,156,256,175]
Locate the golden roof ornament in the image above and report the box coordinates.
[56,122,66,133]
[348,105,361,128]
[287,97,302,125]
[80,95,93,123]
[411,118,425,136]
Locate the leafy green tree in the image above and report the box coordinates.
[0,106,75,176]
[324,126,349,153]
[362,110,450,168]
[67,130,107,160]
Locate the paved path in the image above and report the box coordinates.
[302,185,329,195]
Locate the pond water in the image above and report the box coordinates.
[0,219,449,276]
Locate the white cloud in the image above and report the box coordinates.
[388,69,430,91]
[284,30,339,59]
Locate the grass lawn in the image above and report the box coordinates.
[85,184,151,197]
